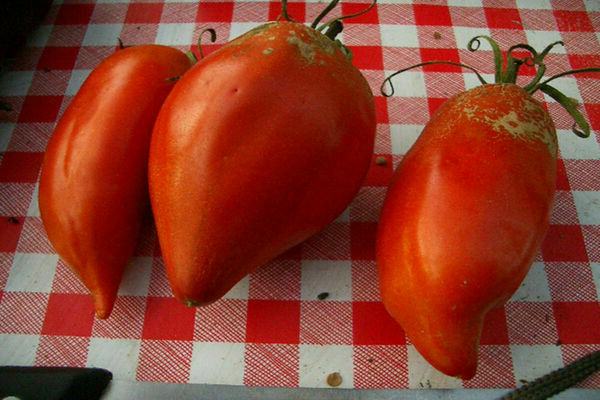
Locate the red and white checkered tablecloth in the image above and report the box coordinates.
[1,0,599,391]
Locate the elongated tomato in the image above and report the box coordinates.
[378,83,556,379]
[376,36,598,379]
[39,45,192,319]
[149,20,376,306]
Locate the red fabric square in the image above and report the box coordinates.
[361,155,393,187]
[0,216,24,252]
[41,293,95,337]
[350,222,377,260]
[137,340,193,383]
[351,46,383,70]
[541,225,589,262]
[125,3,164,24]
[37,47,80,71]
[568,54,600,78]
[0,152,45,183]
[585,104,600,131]
[245,299,300,343]
[269,1,305,23]
[553,302,600,344]
[374,96,388,124]
[340,3,379,24]
[413,4,452,26]
[485,8,521,29]
[142,297,195,340]
[427,97,447,116]
[18,96,62,123]
[353,301,406,345]
[480,307,509,345]
[554,10,594,32]
[420,48,461,72]
[54,4,95,25]
[196,2,234,22]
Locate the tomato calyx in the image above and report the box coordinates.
[190,0,376,64]
[381,36,600,138]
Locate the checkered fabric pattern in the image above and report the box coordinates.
[1,0,599,391]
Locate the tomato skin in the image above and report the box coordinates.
[376,84,557,379]
[38,45,192,319]
[149,21,376,306]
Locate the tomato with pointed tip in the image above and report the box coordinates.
[39,45,192,319]
[376,36,597,379]
[149,20,376,307]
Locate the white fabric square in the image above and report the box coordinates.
[228,23,263,41]
[189,342,245,385]
[335,206,350,223]
[510,262,552,303]
[299,344,353,388]
[0,71,34,96]
[86,338,141,381]
[447,0,483,6]
[26,183,40,217]
[380,25,419,48]
[0,123,15,152]
[301,260,352,301]
[6,253,58,293]
[453,27,491,50]
[83,24,124,46]
[463,72,495,90]
[572,191,600,225]
[26,25,52,47]
[515,0,552,10]
[155,23,195,46]
[407,345,463,389]
[525,31,566,54]
[390,124,422,155]
[65,70,92,96]
[222,275,249,300]
[543,78,582,104]
[383,70,427,98]
[591,262,600,300]
[118,257,153,297]
[0,334,40,365]
[510,345,563,384]
[585,0,600,11]
[556,129,600,160]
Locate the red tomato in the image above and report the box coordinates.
[377,83,556,379]
[149,21,376,306]
[376,36,598,379]
[39,45,192,319]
